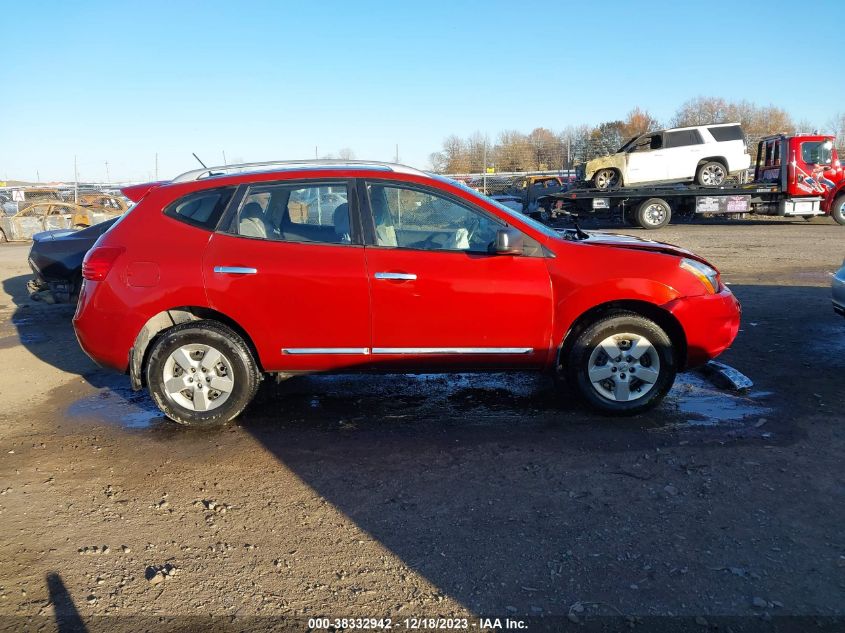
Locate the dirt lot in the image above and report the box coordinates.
[0,217,843,632]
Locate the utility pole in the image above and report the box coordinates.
[482,140,487,194]
[37,170,40,183]
[222,150,227,166]
[155,153,159,180]
[74,155,79,203]
[395,144,399,163]
[105,161,110,184]
[315,146,318,159]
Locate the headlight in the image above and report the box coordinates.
[680,258,719,294]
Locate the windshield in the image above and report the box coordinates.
[432,175,562,240]
[616,135,640,153]
[801,141,833,165]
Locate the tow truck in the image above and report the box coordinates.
[546,134,845,229]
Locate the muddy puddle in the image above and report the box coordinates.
[66,367,773,433]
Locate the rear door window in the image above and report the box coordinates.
[235,181,354,244]
[663,130,704,148]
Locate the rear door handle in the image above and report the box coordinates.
[214,266,257,275]
[374,272,417,281]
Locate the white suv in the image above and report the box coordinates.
[585,123,751,190]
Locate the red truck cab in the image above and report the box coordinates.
[755,134,845,223]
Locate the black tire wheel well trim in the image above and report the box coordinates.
[144,319,261,427]
[130,307,263,390]
[557,301,687,372]
[696,157,728,169]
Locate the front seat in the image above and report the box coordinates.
[333,203,351,243]
[238,202,269,239]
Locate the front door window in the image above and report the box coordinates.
[366,183,502,252]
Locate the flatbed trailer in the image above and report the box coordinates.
[543,134,845,229]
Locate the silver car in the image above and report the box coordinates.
[833,259,845,317]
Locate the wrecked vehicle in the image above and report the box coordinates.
[73,159,741,427]
[1,188,63,215]
[584,123,751,190]
[0,202,120,242]
[28,218,118,303]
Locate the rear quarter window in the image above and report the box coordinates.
[708,125,745,142]
[164,187,235,230]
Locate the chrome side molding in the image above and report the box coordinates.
[372,347,533,355]
[282,348,370,355]
[374,272,417,281]
[280,347,533,356]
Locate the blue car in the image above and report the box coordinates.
[833,259,845,317]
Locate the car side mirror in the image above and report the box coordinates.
[492,228,523,255]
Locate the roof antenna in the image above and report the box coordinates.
[192,153,208,169]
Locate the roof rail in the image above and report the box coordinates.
[171,159,428,183]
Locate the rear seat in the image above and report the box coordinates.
[279,223,340,243]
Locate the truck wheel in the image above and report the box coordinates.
[564,312,676,415]
[832,194,845,226]
[145,320,261,427]
[635,198,671,229]
[593,169,621,190]
[696,161,727,186]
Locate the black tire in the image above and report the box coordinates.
[695,161,727,186]
[145,320,261,427]
[593,168,621,190]
[564,312,677,415]
[635,198,671,229]
[831,193,845,226]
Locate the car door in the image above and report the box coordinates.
[625,134,666,184]
[203,179,371,373]
[662,129,705,182]
[361,179,554,369]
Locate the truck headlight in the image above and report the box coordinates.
[680,258,719,294]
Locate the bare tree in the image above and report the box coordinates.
[827,112,845,151]
[337,148,356,160]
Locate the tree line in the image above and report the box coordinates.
[429,97,845,174]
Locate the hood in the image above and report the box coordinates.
[558,229,711,265]
[585,153,624,176]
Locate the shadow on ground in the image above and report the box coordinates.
[21,279,845,616]
[2,273,114,389]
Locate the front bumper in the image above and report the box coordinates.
[664,287,741,368]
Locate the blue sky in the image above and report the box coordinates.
[3,0,843,182]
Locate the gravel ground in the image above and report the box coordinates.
[0,216,843,632]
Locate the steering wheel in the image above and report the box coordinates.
[416,233,446,250]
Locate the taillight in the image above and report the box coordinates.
[82,246,124,281]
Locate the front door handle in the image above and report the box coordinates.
[214,266,258,275]
[374,272,417,281]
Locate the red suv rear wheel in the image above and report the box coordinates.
[145,321,261,426]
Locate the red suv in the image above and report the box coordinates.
[73,161,740,426]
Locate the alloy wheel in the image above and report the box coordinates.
[162,343,235,412]
[587,333,661,402]
[700,163,726,185]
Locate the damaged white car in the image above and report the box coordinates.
[585,123,751,190]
